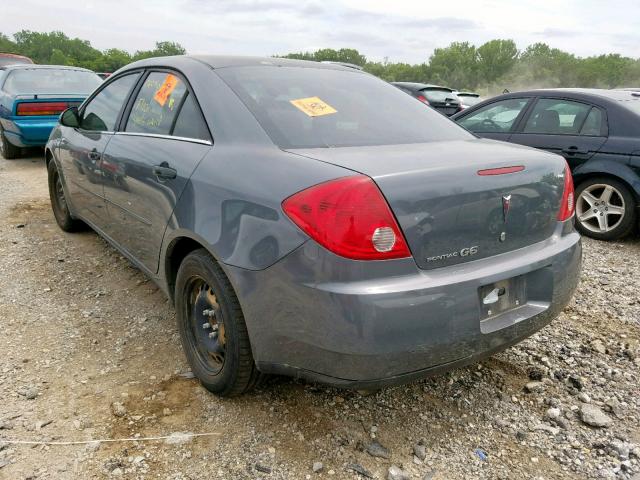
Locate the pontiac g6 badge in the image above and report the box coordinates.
[500,194,511,242]
[502,194,512,222]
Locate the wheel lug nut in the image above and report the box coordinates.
[209,332,217,339]
[202,322,210,329]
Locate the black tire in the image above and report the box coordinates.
[47,161,84,232]
[575,177,636,241]
[175,249,261,396]
[0,126,21,159]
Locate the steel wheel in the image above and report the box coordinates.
[53,171,69,218]
[184,277,226,375]
[576,183,625,234]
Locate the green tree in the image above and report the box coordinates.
[13,30,100,66]
[0,33,18,53]
[429,42,479,89]
[132,41,186,61]
[477,39,519,84]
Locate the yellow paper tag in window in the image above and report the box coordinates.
[290,96,337,117]
[153,74,180,106]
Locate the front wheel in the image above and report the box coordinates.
[175,249,261,396]
[0,127,21,159]
[575,177,636,240]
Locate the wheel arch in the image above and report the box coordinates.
[573,164,640,205]
[163,233,233,305]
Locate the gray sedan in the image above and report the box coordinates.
[45,56,581,396]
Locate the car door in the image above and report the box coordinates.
[56,73,140,228]
[455,97,532,141]
[509,97,608,170]
[102,70,212,274]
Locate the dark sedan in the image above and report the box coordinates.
[452,89,640,240]
[391,82,462,116]
[46,56,580,396]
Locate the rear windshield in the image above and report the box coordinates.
[0,56,33,67]
[2,68,102,95]
[458,94,482,106]
[217,66,472,148]
[619,98,640,115]
[421,88,458,103]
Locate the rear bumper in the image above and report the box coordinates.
[228,222,581,388]
[2,116,59,147]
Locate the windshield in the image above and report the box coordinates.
[421,88,458,103]
[0,55,33,67]
[458,94,482,106]
[3,68,102,95]
[217,66,472,148]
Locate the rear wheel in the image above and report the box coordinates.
[47,161,84,232]
[575,177,636,240]
[0,126,21,159]
[175,249,260,396]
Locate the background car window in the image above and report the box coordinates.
[579,107,604,136]
[81,73,139,132]
[458,99,528,133]
[523,98,592,135]
[125,72,187,135]
[3,68,101,95]
[172,93,210,141]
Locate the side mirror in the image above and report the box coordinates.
[60,107,80,128]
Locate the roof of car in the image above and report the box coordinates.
[502,87,640,101]
[0,64,96,73]
[125,55,360,72]
[392,82,453,91]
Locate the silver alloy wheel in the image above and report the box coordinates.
[576,183,626,233]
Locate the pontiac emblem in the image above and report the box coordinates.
[502,194,512,223]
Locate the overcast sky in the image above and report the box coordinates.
[2,0,639,63]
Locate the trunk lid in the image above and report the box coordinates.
[288,139,566,270]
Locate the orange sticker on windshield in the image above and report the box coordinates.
[153,74,180,106]
[290,96,337,117]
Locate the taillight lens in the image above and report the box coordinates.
[282,175,411,260]
[416,95,430,105]
[557,163,575,221]
[16,102,69,116]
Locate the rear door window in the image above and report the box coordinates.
[579,107,604,136]
[523,98,593,135]
[125,72,188,135]
[171,93,210,141]
[81,73,140,132]
[458,98,529,133]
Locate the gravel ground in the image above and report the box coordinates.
[0,151,639,480]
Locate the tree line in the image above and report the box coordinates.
[2,31,639,94]
[281,42,640,94]
[0,31,185,72]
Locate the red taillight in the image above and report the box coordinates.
[557,163,575,221]
[416,95,430,105]
[282,175,411,260]
[16,102,68,116]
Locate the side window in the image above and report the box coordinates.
[580,107,604,136]
[81,73,140,132]
[172,93,210,141]
[458,98,529,133]
[125,72,187,135]
[523,98,592,135]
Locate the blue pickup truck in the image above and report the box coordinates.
[0,64,101,158]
